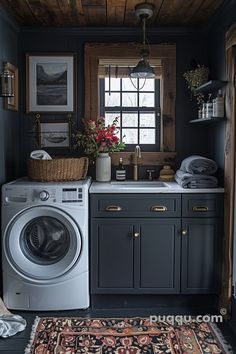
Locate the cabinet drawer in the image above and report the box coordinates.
[90,194,181,217]
[182,194,223,217]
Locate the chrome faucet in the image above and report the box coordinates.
[133,145,141,181]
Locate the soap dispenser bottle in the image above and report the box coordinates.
[116,157,126,181]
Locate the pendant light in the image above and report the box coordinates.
[0,62,14,97]
[130,3,155,79]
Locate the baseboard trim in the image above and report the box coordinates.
[91,294,219,314]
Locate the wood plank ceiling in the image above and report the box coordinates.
[0,0,224,27]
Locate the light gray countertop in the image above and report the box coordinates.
[89,181,224,194]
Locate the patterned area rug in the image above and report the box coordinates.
[25,317,231,354]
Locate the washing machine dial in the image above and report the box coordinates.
[39,190,50,201]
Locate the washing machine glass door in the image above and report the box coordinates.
[4,206,82,280]
[22,216,70,264]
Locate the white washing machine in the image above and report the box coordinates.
[1,177,91,311]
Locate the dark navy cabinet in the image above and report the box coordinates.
[181,194,223,294]
[91,219,135,291]
[139,220,181,292]
[90,193,223,295]
[181,218,221,294]
[91,218,181,294]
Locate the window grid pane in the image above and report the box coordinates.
[122,128,138,144]
[105,112,121,127]
[140,129,156,144]
[139,78,155,91]
[104,111,156,146]
[122,113,138,127]
[105,77,120,91]
[105,92,120,106]
[101,78,159,147]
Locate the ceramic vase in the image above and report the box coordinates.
[96,152,111,182]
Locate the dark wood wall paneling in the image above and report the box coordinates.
[208,1,236,319]
[208,1,236,184]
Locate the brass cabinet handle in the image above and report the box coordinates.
[105,205,122,212]
[134,232,140,238]
[151,205,168,212]
[192,206,209,212]
[182,229,187,236]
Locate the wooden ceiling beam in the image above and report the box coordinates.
[82,0,106,26]
[57,0,86,26]
[0,0,225,27]
[155,0,203,26]
[106,0,126,26]
[25,0,53,26]
[188,0,224,25]
[0,0,38,25]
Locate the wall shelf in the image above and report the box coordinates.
[189,117,226,124]
[195,80,227,93]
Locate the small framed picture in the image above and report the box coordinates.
[39,121,71,149]
[4,62,18,111]
[26,54,75,113]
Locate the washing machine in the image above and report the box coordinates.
[1,177,91,311]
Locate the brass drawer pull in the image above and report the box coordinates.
[105,205,122,212]
[151,205,168,212]
[192,206,209,212]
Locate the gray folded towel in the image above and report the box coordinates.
[175,170,218,189]
[180,155,217,175]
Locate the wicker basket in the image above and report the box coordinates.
[28,157,89,182]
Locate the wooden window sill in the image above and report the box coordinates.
[110,151,176,166]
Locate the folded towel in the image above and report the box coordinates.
[175,170,218,189]
[30,150,52,160]
[180,155,217,175]
[0,298,26,338]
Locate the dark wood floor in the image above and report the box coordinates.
[1,308,236,354]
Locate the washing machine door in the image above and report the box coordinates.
[4,206,82,281]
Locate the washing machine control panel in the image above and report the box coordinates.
[31,187,84,204]
[2,183,86,206]
[39,190,50,201]
[62,187,83,203]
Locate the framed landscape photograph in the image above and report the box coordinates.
[39,121,71,148]
[26,54,74,112]
[4,62,18,111]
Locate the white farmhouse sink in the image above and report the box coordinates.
[89,180,174,193]
[110,181,169,188]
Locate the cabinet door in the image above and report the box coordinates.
[91,219,136,293]
[139,219,181,293]
[181,218,221,294]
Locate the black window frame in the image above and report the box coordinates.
[99,78,161,152]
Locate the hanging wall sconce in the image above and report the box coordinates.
[0,62,14,97]
[130,3,155,79]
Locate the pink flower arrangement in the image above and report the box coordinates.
[74,117,125,158]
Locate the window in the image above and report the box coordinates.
[100,77,161,151]
[84,43,176,161]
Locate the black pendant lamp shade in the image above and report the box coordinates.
[130,3,155,79]
[130,49,155,78]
